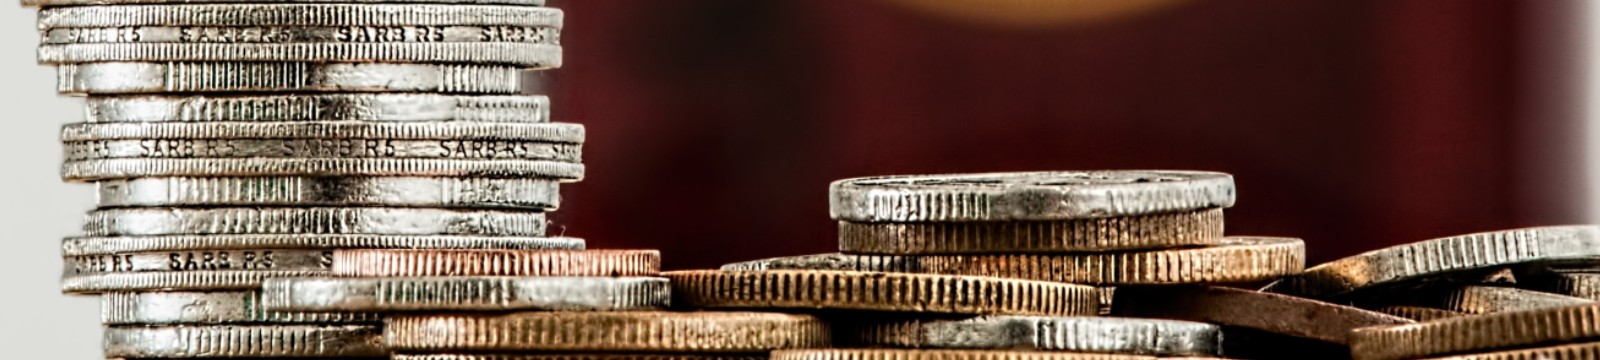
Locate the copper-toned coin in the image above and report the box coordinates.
[838,209,1224,254]
[665,270,1098,316]
[1110,285,1412,344]
[332,249,660,277]
[916,237,1304,285]
[1417,286,1591,314]
[772,349,1156,360]
[1373,306,1464,322]
[1350,303,1600,360]
[395,356,766,360]
[385,311,828,352]
[1526,270,1600,300]
[263,276,669,312]
[1419,341,1600,360]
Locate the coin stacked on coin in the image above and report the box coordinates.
[29,0,585,358]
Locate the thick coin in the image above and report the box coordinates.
[1526,270,1600,300]
[385,311,828,352]
[839,315,1221,356]
[103,325,384,358]
[82,207,546,236]
[1351,303,1600,360]
[39,4,561,27]
[839,209,1224,254]
[96,177,561,209]
[66,248,332,275]
[771,349,1154,360]
[27,0,543,7]
[57,62,522,94]
[395,356,764,360]
[102,291,379,324]
[829,170,1235,222]
[61,121,584,141]
[64,139,581,162]
[41,43,560,67]
[63,234,583,255]
[1263,225,1600,299]
[1418,342,1600,360]
[83,94,548,123]
[262,276,669,311]
[1111,285,1412,344]
[1374,306,1464,322]
[63,269,323,293]
[664,270,1098,316]
[916,237,1304,285]
[63,158,584,181]
[719,253,918,272]
[333,249,660,276]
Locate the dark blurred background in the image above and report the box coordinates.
[539,0,1591,269]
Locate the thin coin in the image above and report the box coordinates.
[61,121,584,141]
[1350,303,1600,360]
[66,248,333,275]
[39,4,561,27]
[1418,341,1600,360]
[103,325,384,358]
[1110,285,1412,344]
[916,237,1304,285]
[719,253,918,272]
[63,270,324,293]
[1525,270,1600,300]
[333,249,659,276]
[394,356,766,360]
[26,0,543,7]
[839,315,1221,356]
[96,177,561,209]
[838,208,1224,254]
[83,94,549,123]
[1262,225,1600,299]
[384,311,828,352]
[102,291,380,325]
[1373,306,1464,322]
[44,26,557,44]
[1413,285,1591,314]
[262,276,669,312]
[63,235,583,255]
[829,170,1235,222]
[64,139,582,162]
[63,158,584,181]
[81,207,546,236]
[664,270,1099,316]
[57,62,523,94]
[40,43,560,67]
[771,349,1154,360]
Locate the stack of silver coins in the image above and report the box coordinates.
[30,0,587,358]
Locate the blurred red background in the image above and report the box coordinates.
[542,0,1591,269]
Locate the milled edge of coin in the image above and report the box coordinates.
[57,62,523,95]
[719,253,918,272]
[1350,303,1600,360]
[62,158,585,181]
[83,94,549,123]
[102,324,384,358]
[1526,270,1600,300]
[828,170,1236,222]
[80,207,547,236]
[1110,285,1413,345]
[664,270,1099,316]
[39,43,562,67]
[26,0,544,7]
[63,270,325,293]
[915,237,1304,285]
[102,291,380,325]
[1262,225,1600,299]
[1417,341,1600,360]
[393,355,767,360]
[384,311,830,352]
[333,249,661,276]
[65,248,333,275]
[63,139,583,163]
[771,349,1156,360]
[262,276,670,312]
[839,208,1225,254]
[1423,285,1592,314]
[95,177,561,209]
[40,4,562,27]
[839,315,1221,356]
[63,121,582,142]
[63,235,585,255]
[1372,306,1464,322]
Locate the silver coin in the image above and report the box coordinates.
[102,291,380,325]
[39,4,561,28]
[96,177,561,208]
[61,121,584,141]
[65,139,581,162]
[63,269,324,293]
[720,253,917,272]
[63,235,584,255]
[27,0,542,7]
[44,26,557,44]
[41,43,561,67]
[83,94,548,123]
[57,62,522,94]
[262,276,670,311]
[830,170,1236,222]
[81,207,546,236]
[102,325,385,358]
[839,315,1221,356]
[62,158,585,181]
[66,248,331,275]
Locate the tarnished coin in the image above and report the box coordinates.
[839,209,1224,254]
[45,26,551,46]
[57,62,523,94]
[916,237,1304,285]
[1373,306,1463,322]
[38,4,561,28]
[66,248,333,275]
[719,253,918,272]
[41,43,560,67]
[63,269,324,293]
[63,235,583,255]
[771,349,1154,360]
[63,158,585,181]
[385,311,829,352]
[61,121,584,141]
[1351,303,1600,360]
[1398,285,1592,314]
[1526,270,1600,300]
[1262,226,1600,299]
[395,356,766,360]
[664,270,1098,316]
[27,0,542,7]
[103,325,384,358]
[81,207,546,236]
[102,291,380,325]
[96,177,561,209]
[840,315,1221,356]
[1418,342,1600,360]
[83,94,549,123]
[262,276,669,312]
[829,170,1235,222]
[333,249,659,276]
[1111,285,1412,345]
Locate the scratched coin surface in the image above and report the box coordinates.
[665,270,1098,316]
[102,325,385,358]
[83,94,549,123]
[839,315,1221,356]
[81,207,546,236]
[839,208,1225,254]
[830,170,1236,222]
[96,177,562,209]
[385,311,829,352]
[101,291,380,325]
[1350,303,1600,360]
[262,276,669,312]
[333,249,660,276]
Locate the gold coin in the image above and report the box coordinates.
[1373,306,1463,322]
[1112,285,1411,345]
[1419,341,1600,360]
[771,349,1157,360]
[333,249,660,276]
[915,237,1303,285]
[839,208,1224,254]
[665,270,1098,316]
[1350,303,1600,360]
[385,311,828,352]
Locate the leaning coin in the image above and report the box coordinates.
[916,237,1304,285]
[664,270,1099,316]
[64,139,582,162]
[771,349,1154,360]
[63,270,324,293]
[61,121,584,141]
[1262,225,1600,299]
[27,0,542,7]
[395,355,765,360]
[385,311,828,352]
[333,249,660,276]
[263,276,669,312]
[840,209,1224,254]
[719,252,918,272]
[102,291,379,325]
[1411,285,1591,314]
[103,325,384,358]
[81,207,545,236]
[1417,342,1600,360]
[41,43,560,67]
[62,158,585,181]
[96,177,561,209]
[839,316,1221,356]
[65,248,334,275]
[830,170,1235,222]
[1110,285,1412,345]
[38,4,561,27]
[1373,306,1464,322]
[1525,270,1600,300]
[62,235,583,255]
[1351,303,1600,360]
[83,94,548,123]
[57,62,522,94]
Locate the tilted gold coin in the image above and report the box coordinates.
[385,311,828,352]
[1418,341,1600,360]
[771,349,1158,360]
[1111,285,1412,345]
[915,237,1304,285]
[664,270,1098,316]
[333,249,660,277]
[839,208,1224,254]
[1350,303,1600,360]
[1373,306,1463,322]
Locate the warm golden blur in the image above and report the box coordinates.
[881,0,1189,27]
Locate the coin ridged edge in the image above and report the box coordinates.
[84,94,548,123]
[95,176,562,208]
[40,43,562,67]
[384,312,829,352]
[262,276,670,312]
[81,207,547,237]
[63,235,584,255]
[1372,306,1464,322]
[1419,341,1600,360]
[771,349,1155,360]
[664,270,1099,316]
[40,4,562,27]
[828,170,1236,222]
[102,325,384,357]
[916,237,1304,285]
[840,209,1224,254]
[62,121,583,142]
[57,62,523,94]
[63,158,584,181]
[333,249,660,276]
[841,316,1222,356]
[394,355,767,360]
[64,270,324,293]
[102,291,381,324]
[1350,303,1600,360]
